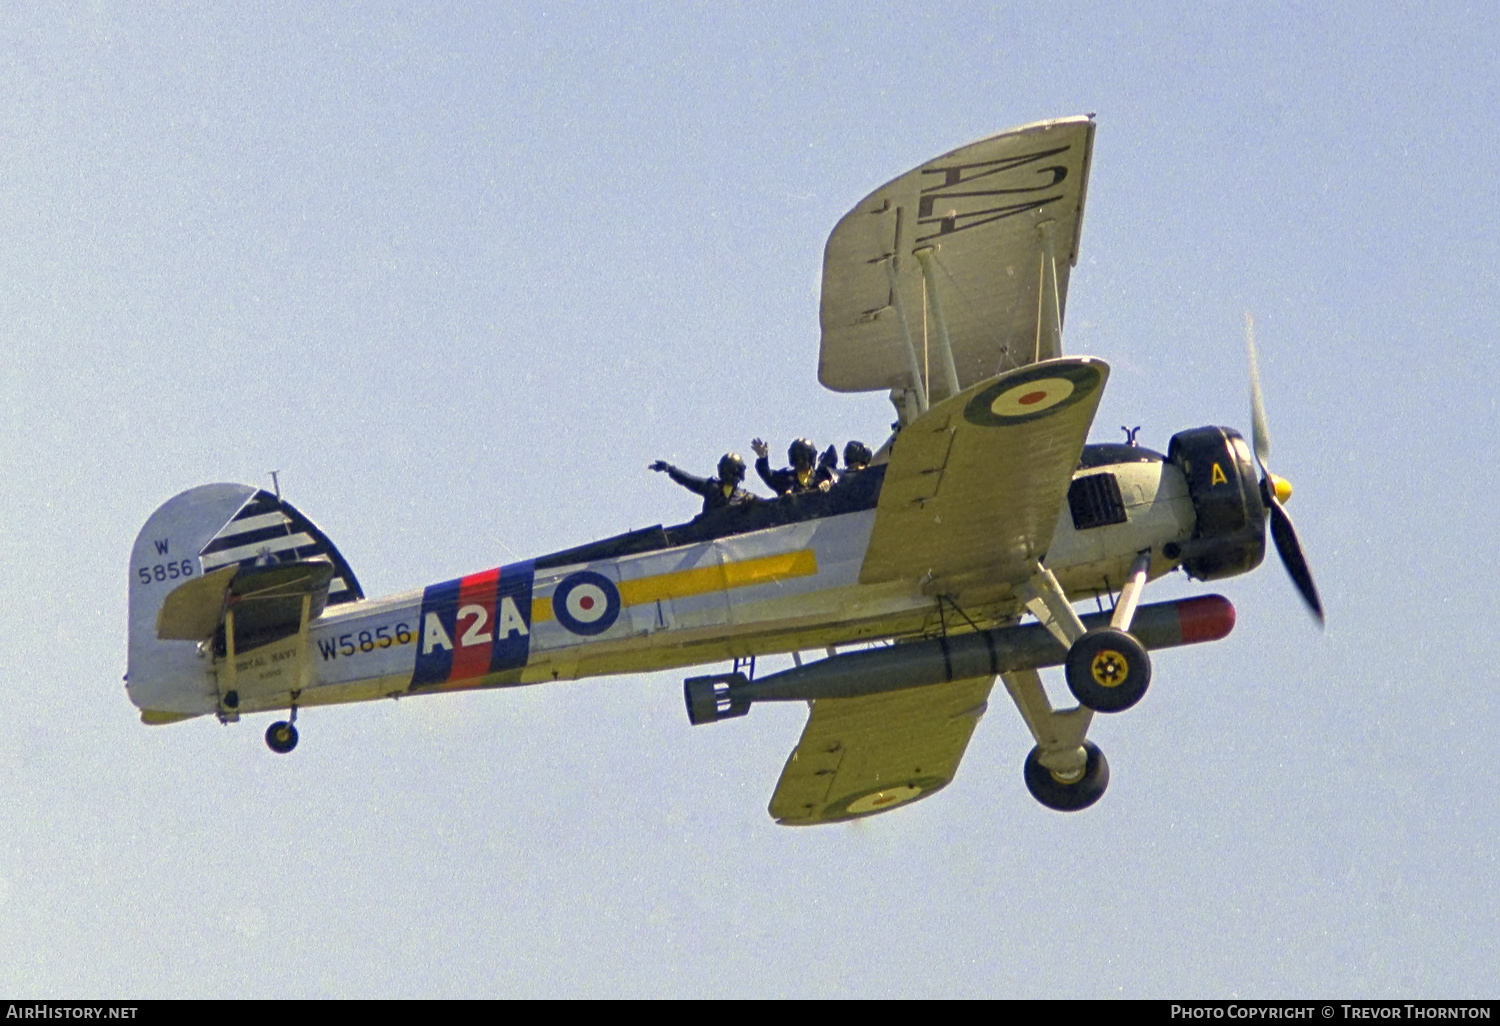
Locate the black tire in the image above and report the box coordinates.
[1023,741,1109,812]
[265,720,299,754]
[1064,626,1151,712]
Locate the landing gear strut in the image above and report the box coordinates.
[1003,555,1153,811]
[1008,558,1158,816]
[1025,552,1155,714]
[265,694,300,754]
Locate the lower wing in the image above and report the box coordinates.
[768,675,994,825]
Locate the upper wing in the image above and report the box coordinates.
[768,676,994,825]
[859,356,1109,589]
[820,116,1095,395]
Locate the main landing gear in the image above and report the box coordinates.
[264,694,300,754]
[1003,553,1155,812]
[1065,627,1151,712]
[1021,554,1155,718]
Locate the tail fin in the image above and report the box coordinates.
[126,484,364,722]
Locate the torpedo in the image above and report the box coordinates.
[685,595,1235,724]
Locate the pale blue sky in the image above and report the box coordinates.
[1,2,1496,997]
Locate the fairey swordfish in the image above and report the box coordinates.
[126,116,1321,824]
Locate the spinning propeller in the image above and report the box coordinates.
[1244,313,1325,625]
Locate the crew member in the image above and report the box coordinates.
[651,453,757,516]
[842,440,873,476]
[752,438,820,496]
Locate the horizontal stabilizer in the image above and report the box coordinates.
[140,710,197,726]
[221,558,336,654]
[155,566,237,641]
[199,490,363,607]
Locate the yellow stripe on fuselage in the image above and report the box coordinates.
[530,548,818,624]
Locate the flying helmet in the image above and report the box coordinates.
[718,452,746,484]
[843,440,873,469]
[788,438,817,469]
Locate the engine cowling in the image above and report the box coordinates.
[1166,426,1266,581]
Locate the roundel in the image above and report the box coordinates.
[844,785,925,816]
[963,361,1104,427]
[989,377,1074,417]
[826,775,947,820]
[552,571,621,636]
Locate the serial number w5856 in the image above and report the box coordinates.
[137,560,196,585]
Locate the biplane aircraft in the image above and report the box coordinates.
[126,115,1322,823]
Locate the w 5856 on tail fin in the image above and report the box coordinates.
[126,484,362,723]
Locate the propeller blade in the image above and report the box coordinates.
[1266,495,1325,625]
[1245,311,1272,468]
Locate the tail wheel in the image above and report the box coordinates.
[1023,741,1109,812]
[1065,627,1152,712]
[265,720,299,754]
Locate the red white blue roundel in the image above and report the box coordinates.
[988,377,1074,417]
[552,571,621,635]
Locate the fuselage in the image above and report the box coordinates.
[156,445,1198,720]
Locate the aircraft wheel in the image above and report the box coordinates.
[265,720,299,754]
[1023,741,1109,812]
[1065,627,1151,712]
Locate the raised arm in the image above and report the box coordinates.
[651,461,713,499]
[751,438,777,490]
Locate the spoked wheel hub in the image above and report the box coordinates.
[1065,627,1152,713]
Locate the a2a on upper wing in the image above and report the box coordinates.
[819,116,1096,395]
